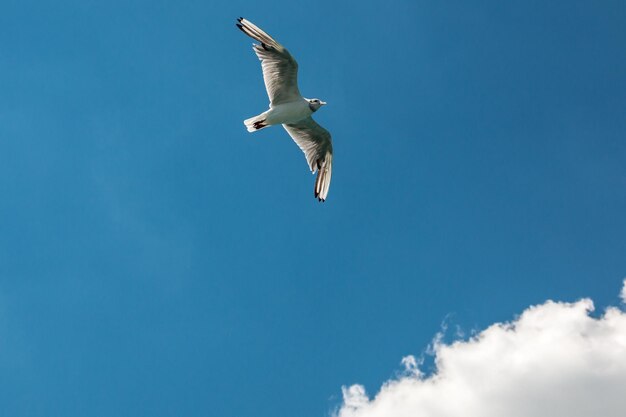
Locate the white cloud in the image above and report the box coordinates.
[336,289,626,417]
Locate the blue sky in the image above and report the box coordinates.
[1,1,625,416]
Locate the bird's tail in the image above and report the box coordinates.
[244,111,270,132]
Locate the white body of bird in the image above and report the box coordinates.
[244,99,316,132]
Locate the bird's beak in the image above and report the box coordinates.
[320,101,327,106]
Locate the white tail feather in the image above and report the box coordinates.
[243,111,270,132]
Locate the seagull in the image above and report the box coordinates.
[236,17,333,202]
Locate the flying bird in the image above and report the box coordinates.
[236,17,333,202]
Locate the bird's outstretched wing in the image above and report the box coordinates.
[236,18,301,105]
[283,117,333,202]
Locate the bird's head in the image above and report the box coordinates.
[308,98,327,112]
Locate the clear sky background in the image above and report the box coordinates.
[1,1,625,416]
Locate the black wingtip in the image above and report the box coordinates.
[236,23,243,31]
[238,17,243,22]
